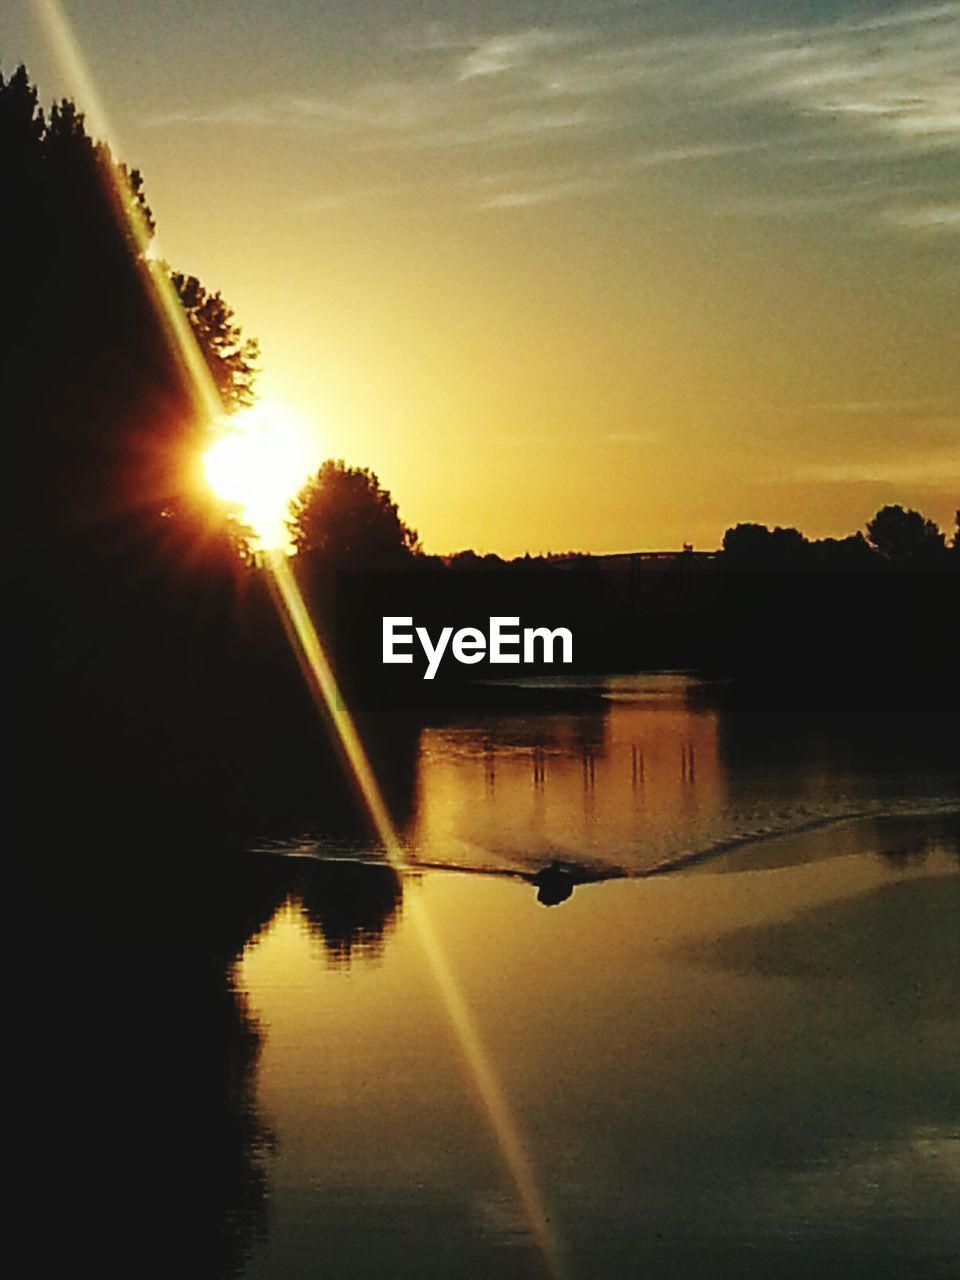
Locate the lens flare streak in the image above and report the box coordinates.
[266,551,570,1278]
[35,3,570,1273]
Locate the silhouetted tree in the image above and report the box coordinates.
[446,549,507,570]
[288,460,420,569]
[7,64,328,835]
[865,504,946,566]
[721,522,808,567]
[808,532,878,569]
[4,64,256,547]
[172,272,259,412]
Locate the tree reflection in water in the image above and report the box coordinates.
[204,853,406,1270]
[294,858,404,967]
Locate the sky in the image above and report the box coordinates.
[3,0,958,554]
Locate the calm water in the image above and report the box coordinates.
[227,678,959,1278]
[256,675,959,880]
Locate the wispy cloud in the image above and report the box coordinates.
[147,82,438,132]
[786,419,960,486]
[145,4,959,225]
[792,453,960,486]
[413,106,599,149]
[456,29,582,82]
[809,398,958,416]
[630,141,766,168]
[717,7,960,153]
[881,203,960,234]
[146,90,598,151]
[478,175,613,210]
[720,186,890,220]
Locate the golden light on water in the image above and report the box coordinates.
[264,551,572,1279]
[204,399,320,549]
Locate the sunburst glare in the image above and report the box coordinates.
[204,398,320,550]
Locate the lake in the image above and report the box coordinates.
[219,677,959,1278]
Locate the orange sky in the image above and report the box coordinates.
[4,0,958,554]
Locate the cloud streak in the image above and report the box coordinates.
[722,8,960,153]
[882,203,960,234]
[477,176,611,210]
[145,4,959,227]
[456,29,583,82]
[791,453,960,486]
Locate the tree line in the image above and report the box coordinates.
[288,462,958,574]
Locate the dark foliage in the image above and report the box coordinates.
[4,66,252,548]
[866,503,948,566]
[722,522,809,567]
[173,270,259,412]
[289,459,421,569]
[5,64,401,842]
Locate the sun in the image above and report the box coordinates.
[204,398,319,550]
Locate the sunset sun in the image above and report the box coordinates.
[204,398,319,549]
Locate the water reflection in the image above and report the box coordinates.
[407,679,958,884]
[295,858,403,966]
[256,678,959,908]
[39,850,412,1279]
[164,679,959,1278]
[237,834,960,1280]
[410,690,720,879]
[875,811,960,872]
